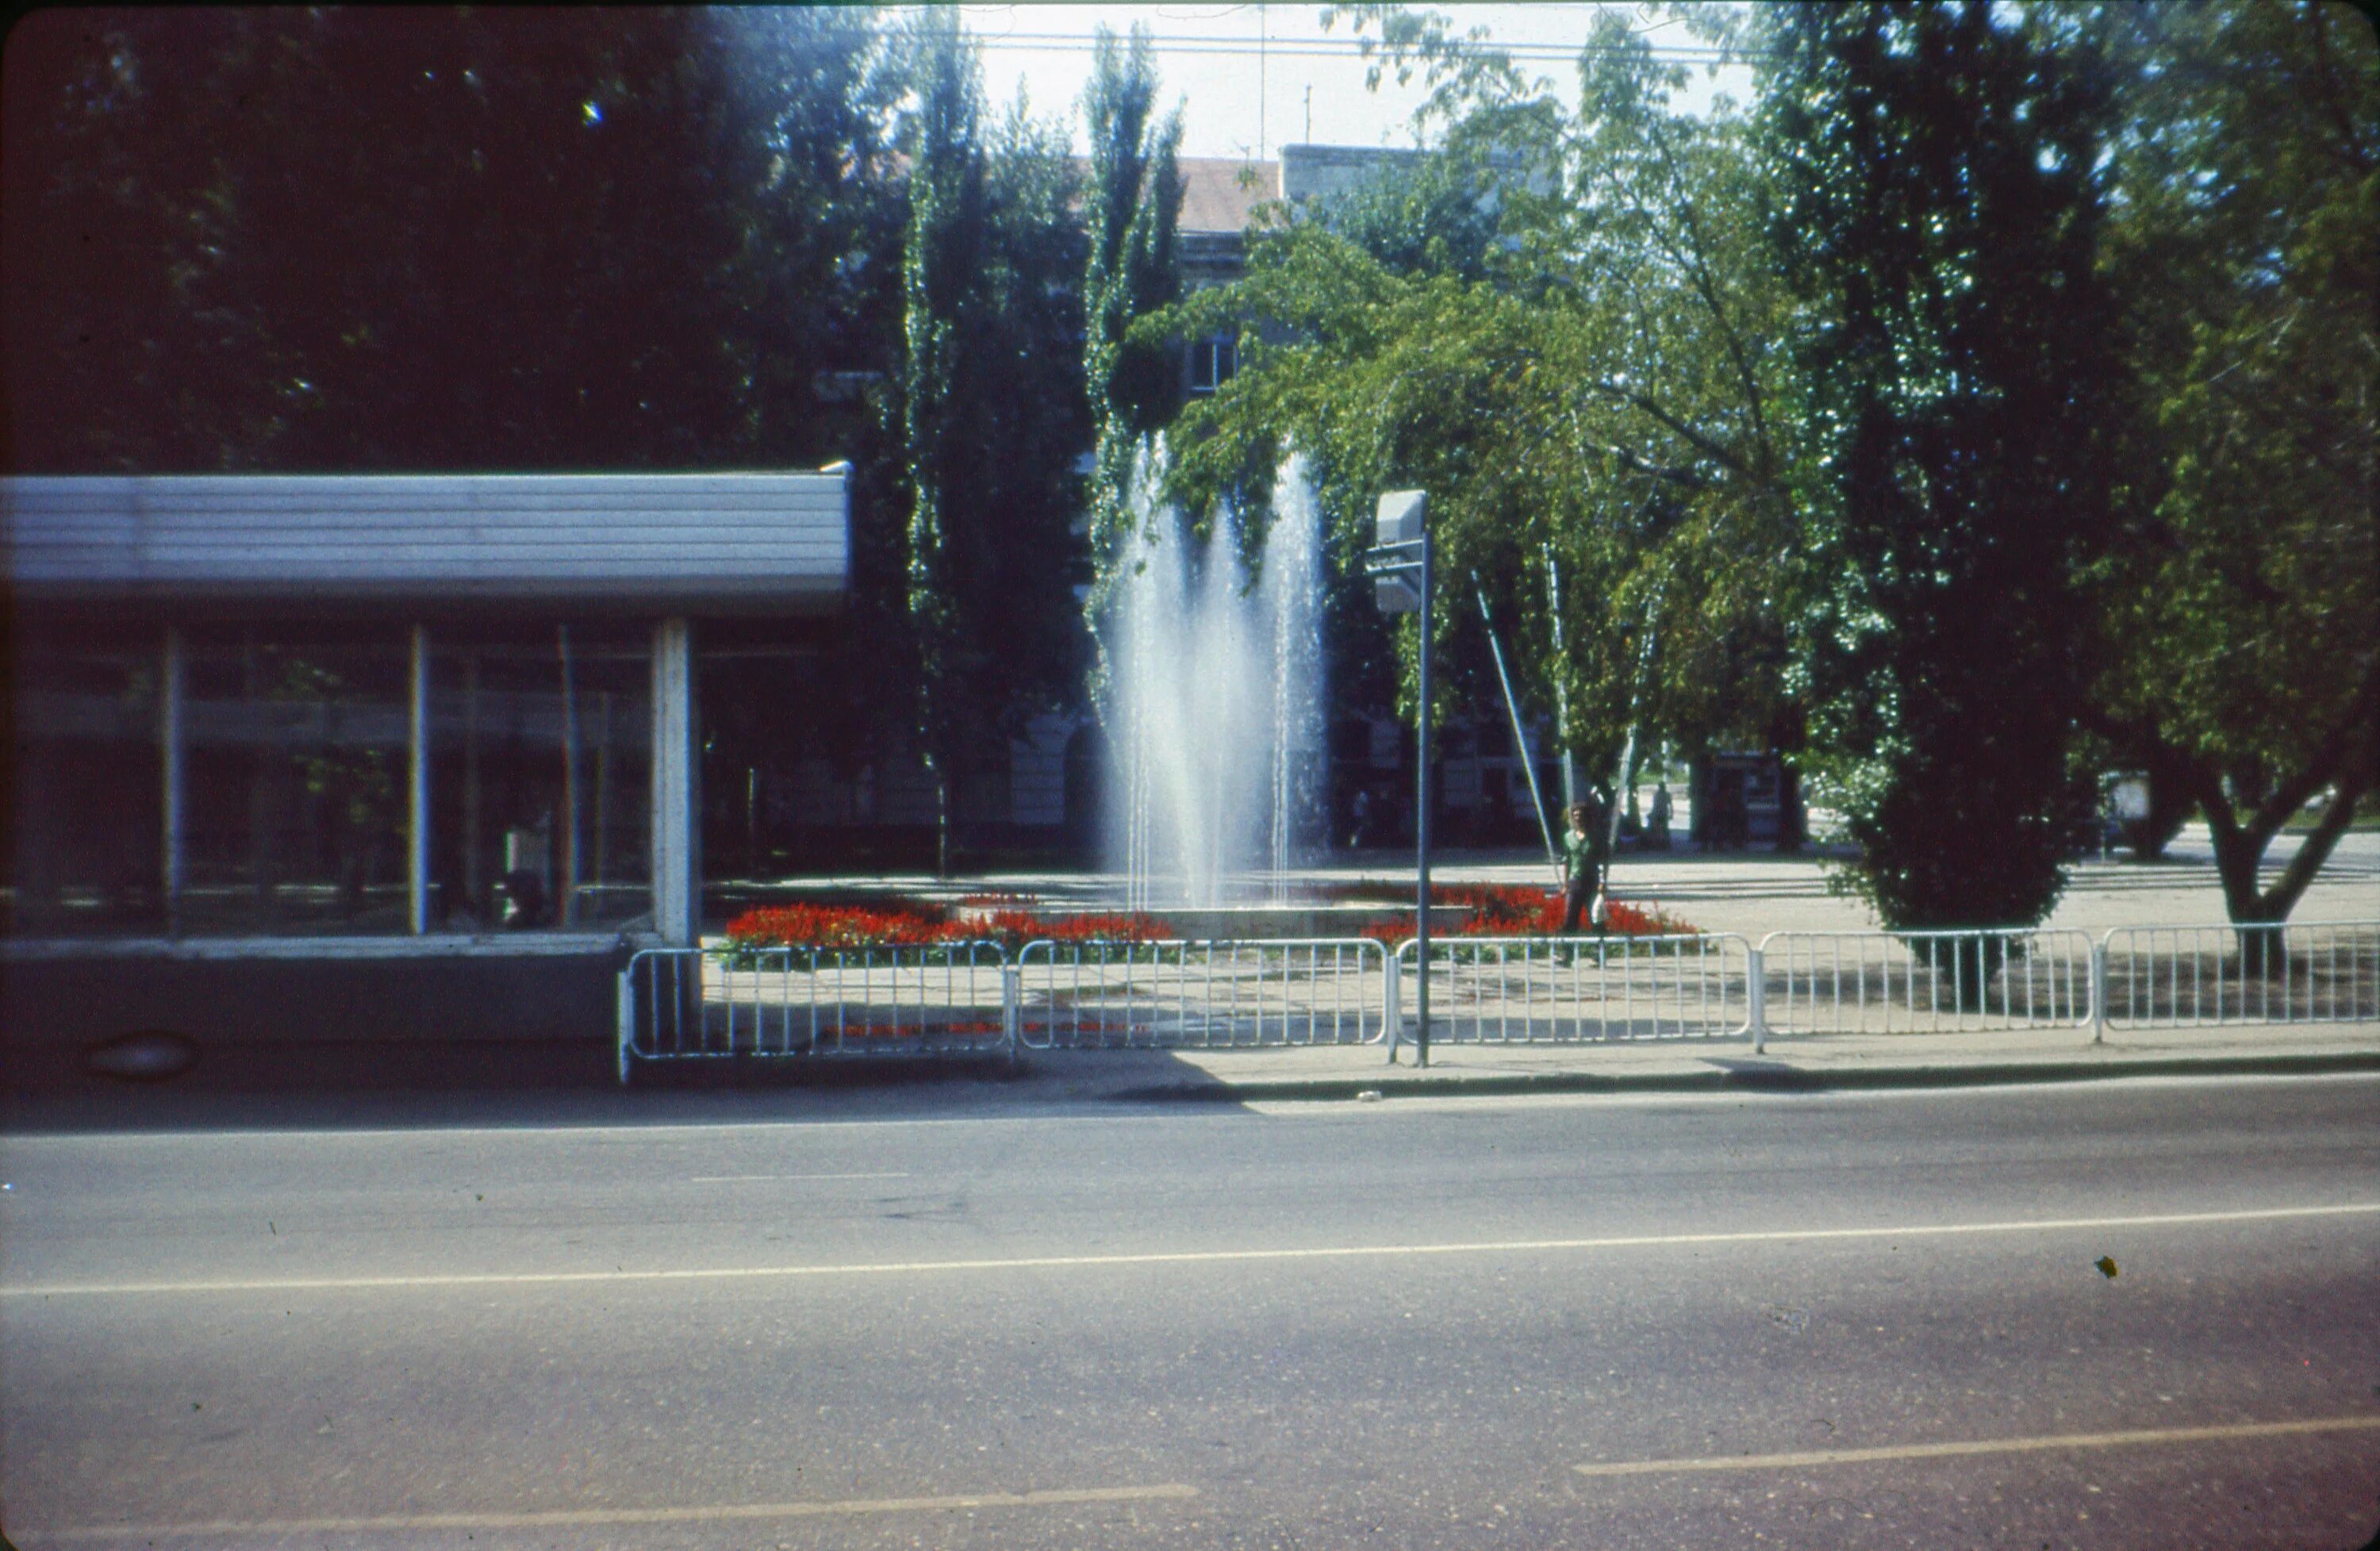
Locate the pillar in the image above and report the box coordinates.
[160,625,186,935]
[409,624,431,935]
[651,617,700,945]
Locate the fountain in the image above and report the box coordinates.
[1107,446,1327,912]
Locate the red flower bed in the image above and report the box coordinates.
[724,900,1170,952]
[723,901,968,951]
[1354,882,1701,943]
[725,888,1694,950]
[981,909,1171,948]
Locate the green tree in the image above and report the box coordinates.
[1079,25,1184,701]
[1152,10,1805,804]
[2,7,888,472]
[888,9,988,873]
[1758,1,2117,936]
[876,12,1091,873]
[2090,0,2378,928]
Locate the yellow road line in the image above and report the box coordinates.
[685,1171,912,1183]
[1576,1415,2380,1477]
[6,1200,2374,1300]
[18,1483,1198,1542]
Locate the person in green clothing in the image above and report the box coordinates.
[1559,799,1607,936]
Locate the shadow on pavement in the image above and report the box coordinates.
[1,1035,1245,1136]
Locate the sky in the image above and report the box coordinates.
[931,3,1742,160]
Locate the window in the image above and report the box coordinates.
[5,640,163,934]
[432,626,651,931]
[180,629,413,935]
[6,620,654,937]
[1189,335,1237,395]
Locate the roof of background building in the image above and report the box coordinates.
[1177,156,1279,233]
[2,470,850,614]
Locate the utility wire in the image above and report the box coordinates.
[970,33,1751,66]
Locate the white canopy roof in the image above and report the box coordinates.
[2,470,848,613]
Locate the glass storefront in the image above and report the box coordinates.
[6,620,652,936]
[432,628,651,931]
[6,643,163,934]
[180,632,412,934]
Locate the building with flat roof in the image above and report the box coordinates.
[3,470,847,1053]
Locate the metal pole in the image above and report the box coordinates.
[1544,547,1576,811]
[1416,528,1433,1069]
[1475,574,1557,868]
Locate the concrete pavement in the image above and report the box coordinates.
[7,1073,2378,1549]
[1014,1019,2380,1105]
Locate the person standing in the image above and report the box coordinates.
[1559,800,1607,936]
[1648,781,1673,850]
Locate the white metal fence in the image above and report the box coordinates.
[617,943,1012,1078]
[1754,929,2097,1043]
[1015,939,1388,1049]
[615,921,2380,1079]
[1392,935,1752,1045]
[2099,922,2380,1031]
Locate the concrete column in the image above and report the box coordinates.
[558,624,581,927]
[160,625,186,935]
[409,624,432,935]
[651,617,700,945]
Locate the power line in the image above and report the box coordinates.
[968,32,1747,67]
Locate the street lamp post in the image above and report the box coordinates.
[1365,489,1433,1067]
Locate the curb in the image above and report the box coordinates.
[1092,1049,2380,1104]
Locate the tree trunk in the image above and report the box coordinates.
[2193,766,2369,976]
[2123,751,2195,861]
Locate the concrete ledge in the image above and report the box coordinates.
[2,947,628,1050]
[3,932,645,961]
[1091,1048,2380,1104]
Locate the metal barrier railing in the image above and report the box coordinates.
[2098,922,2380,1033]
[1753,929,2096,1046]
[1391,935,1753,1045]
[1014,938,1388,1049]
[618,943,1012,1078]
[615,921,2380,1078]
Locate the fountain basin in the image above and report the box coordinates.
[955,900,1474,940]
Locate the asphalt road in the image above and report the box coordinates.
[4,1074,2378,1549]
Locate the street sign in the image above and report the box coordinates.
[1374,574,1422,614]
[1376,489,1427,547]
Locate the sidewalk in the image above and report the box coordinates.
[1013,1020,2380,1104]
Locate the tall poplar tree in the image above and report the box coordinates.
[889,9,988,875]
[1079,25,1184,698]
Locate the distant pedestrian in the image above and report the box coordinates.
[1348,788,1372,850]
[1559,800,1608,937]
[1648,781,1673,850]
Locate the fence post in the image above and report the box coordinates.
[1384,946,1403,1062]
[1748,944,1768,1054]
[616,963,635,1085]
[2090,937,2109,1046]
[1001,962,1021,1075]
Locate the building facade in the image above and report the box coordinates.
[3,471,846,1050]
